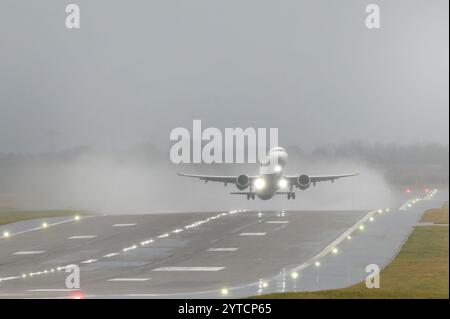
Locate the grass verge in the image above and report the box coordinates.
[421,202,449,224]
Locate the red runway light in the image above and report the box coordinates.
[70,291,85,299]
[424,188,430,193]
[405,188,412,193]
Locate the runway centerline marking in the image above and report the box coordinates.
[81,259,98,264]
[103,253,120,258]
[239,232,267,236]
[13,251,45,255]
[266,221,289,224]
[207,248,238,252]
[153,267,226,272]
[68,235,96,239]
[112,223,136,227]
[107,278,151,282]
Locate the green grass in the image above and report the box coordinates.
[421,202,449,224]
[255,206,449,299]
[0,210,89,226]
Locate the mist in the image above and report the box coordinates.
[3,142,447,213]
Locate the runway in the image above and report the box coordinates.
[0,189,446,298]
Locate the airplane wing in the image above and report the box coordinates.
[177,172,257,186]
[285,173,359,185]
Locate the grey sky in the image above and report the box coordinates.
[0,0,448,153]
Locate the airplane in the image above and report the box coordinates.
[177,146,359,200]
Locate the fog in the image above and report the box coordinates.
[0,1,448,213]
[1,143,447,213]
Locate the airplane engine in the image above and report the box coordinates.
[297,174,311,190]
[236,174,250,190]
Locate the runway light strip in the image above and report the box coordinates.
[153,267,226,272]
[289,209,382,275]
[9,209,244,282]
[115,210,243,263]
[4,216,89,239]
[123,245,137,252]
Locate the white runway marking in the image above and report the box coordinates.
[207,248,238,252]
[81,259,98,264]
[112,223,136,227]
[68,235,96,239]
[239,232,267,236]
[103,253,120,258]
[266,221,289,224]
[26,289,79,292]
[153,267,225,272]
[13,251,45,255]
[107,278,150,282]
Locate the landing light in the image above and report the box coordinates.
[291,272,299,279]
[359,225,365,231]
[274,165,282,173]
[332,248,338,254]
[314,261,321,267]
[42,222,48,228]
[221,288,229,296]
[278,179,288,188]
[3,231,10,238]
[254,178,266,190]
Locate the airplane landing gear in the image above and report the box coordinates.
[287,192,296,200]
[247,193,256,200]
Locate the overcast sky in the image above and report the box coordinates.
[0,0,448,153]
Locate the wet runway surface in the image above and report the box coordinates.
[0,189,446,298]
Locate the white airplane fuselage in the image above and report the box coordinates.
[253,147,289,200]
